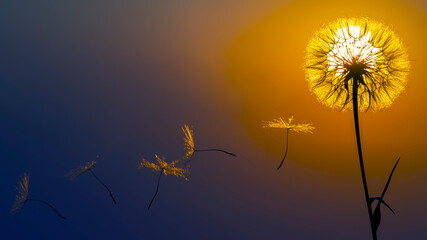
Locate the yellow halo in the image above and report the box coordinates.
[305,18,409,111]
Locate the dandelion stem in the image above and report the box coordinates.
[352,75,376,240]
[148,171,163,210]
[194,149,236,157]
[27,198,66,220]
[277,128,289,170]
[89,169,117,205]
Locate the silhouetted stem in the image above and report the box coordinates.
[148,171,163,210]
[277,128,289,170]
[380,158,400,200]
[27,198,66,220]
[352,76,376,240]
[374,158,400,213]
[194,149,236,157]
[89,169,117,205]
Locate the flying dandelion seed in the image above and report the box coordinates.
[182,124,195,160]
[12,173,29,213]
[263,116,315,133]
[11,173,66,220]
[263,116,314,170]
[65,161,96,180]
[305,18,408,240]
[66,160,117,205]
[139,154,188,210]
[305,18,409,111]
[182,124,236,165]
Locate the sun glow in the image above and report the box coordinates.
[327,26,380,76]
[305,18,409,111]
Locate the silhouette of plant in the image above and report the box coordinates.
[139,154,188,210]
[182,124,236,166]
[370,158,400,233]
[66,159,117,205]
[305,18,409,239]
[263,116,314,169]
[12,173,66,220]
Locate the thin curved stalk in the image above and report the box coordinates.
[277,128,289,170]
[148,171,163,210]
[27,198,66,220]
[89,169,117,205]
[352,76,376,240]
[374,158,400,213]
[194,149,236,157]
[379,158,400,200]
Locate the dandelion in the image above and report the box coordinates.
[139,154,188,210]
[66,158,117,205]
[305,18,409,111]
[11,173,66,220]
[263,116,314,170]
[182,124,236,165]
[305,18,408,239]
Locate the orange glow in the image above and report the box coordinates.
[226,0,427,175]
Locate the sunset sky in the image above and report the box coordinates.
[0,0,426,239]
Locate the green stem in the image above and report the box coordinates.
[352,75,376,240]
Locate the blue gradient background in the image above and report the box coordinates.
[0,1,426,239]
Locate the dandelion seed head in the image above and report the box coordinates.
[305,18,409,111]
[139,158,162,172]
[139,154,188,180]
[182,124,195,160]
[12,173,29,213]
[263,116,315,133]
[66,161,96,179]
